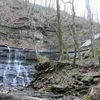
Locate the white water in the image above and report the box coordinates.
[3,47,11,88]
[3,47,30,88]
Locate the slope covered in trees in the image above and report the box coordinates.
[0,0,100,50]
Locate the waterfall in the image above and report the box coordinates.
[3,46,11,88]
[3,47,30,88]
[12,49,30,87]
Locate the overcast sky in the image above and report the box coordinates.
[29,0,100,22]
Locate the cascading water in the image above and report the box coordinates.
[3,47,12,88]
[12,49,30,87]
[3,47,30,88]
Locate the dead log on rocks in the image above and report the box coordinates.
[0,93,45,100]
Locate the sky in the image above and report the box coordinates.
[29,0,100,22]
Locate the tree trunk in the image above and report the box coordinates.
[86,0,95,58]
[70,0,81,66]
[27,0,39,59]
[56,0,65,61]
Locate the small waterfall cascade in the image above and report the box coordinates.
[3,47,30,88]
[3,47,12,88]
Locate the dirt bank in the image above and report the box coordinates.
[31,61,100,99]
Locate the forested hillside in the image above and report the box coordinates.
[0,0,100,50]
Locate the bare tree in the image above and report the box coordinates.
[70,0,81,66]
[61,0,80,64]
[86,0,94,58]
[56,0,65,60]
[26,0,40,59]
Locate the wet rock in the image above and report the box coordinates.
[0,69,4,76]
[15,76,25,86]
[6,70,17,77]
[0,76,3,83]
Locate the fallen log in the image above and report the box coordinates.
[0,93,45,100]
[93,74,100,78]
